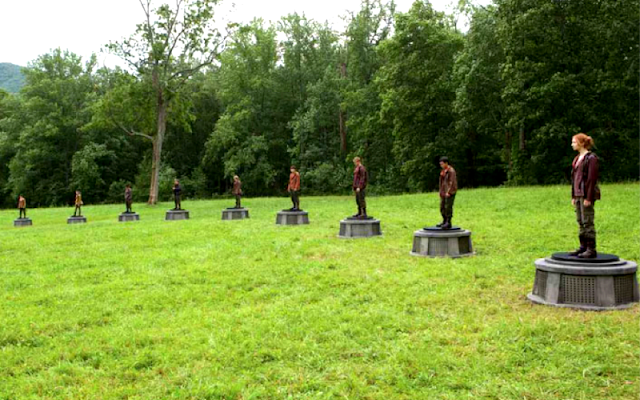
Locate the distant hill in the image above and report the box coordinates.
[0,63,25,93]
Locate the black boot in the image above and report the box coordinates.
[578,239,597,259]
[436,217,446,228]
[568,235,586,257]
[359,208,368,219]
[353,207,361,218]
[441,218,452,230]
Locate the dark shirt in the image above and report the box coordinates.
[353,165,368,190]
[173,184,182,196]
[124,188,132,202]
[572,152,600,202]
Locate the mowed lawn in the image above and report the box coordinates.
[0,184,638,400]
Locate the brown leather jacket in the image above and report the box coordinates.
[288,172,300,191]
[75,194,83,206]
[124,187,132,202]
[571,152,600,203]
[233,180,242,195]
[353,165,368,190]
[18,196,26,209]
[439,166,457,197]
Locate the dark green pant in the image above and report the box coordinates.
[440,194,455,219]
[575,197,596,241]
[235,194,242,208]
[74,205,81,216]
[19,208,26,218]
[290,190,300,209]
[355,189,366,212]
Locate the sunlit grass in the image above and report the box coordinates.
[0,184,638,399]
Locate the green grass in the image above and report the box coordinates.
[0,184,638,399]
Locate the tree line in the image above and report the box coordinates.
[0,0,637,207]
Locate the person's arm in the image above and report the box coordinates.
[448,169,457,196]
[584,156,599,205]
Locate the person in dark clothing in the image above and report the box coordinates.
[18,195,26,219]
[232,175,243,208]
[73,190,83,217]
[352,157,368,219]
[569,133,600,258]
[124,185,133,213]
[437,157,457,230]
[287,166,301,211]
[173,179,182,210]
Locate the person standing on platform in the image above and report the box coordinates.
[287,166,301,211]
[437,157,457,230]
[352,157,368,219]
[569,133,600,258]
[233,175,243,208]
[173,179,182,210]
[73,190,83,217]
[17,195,26,219]
[124,184,133,213]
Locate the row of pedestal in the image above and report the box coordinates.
[12,208,638,312]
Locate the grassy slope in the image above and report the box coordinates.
[0,184,638,400]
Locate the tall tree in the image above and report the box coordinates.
[107,0,224,204]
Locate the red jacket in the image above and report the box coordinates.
[439,166,458,197]
[288,172,300,191]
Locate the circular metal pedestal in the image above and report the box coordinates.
[67,216,87,224]
[528,253,639,311]
[410,226,474,258]
[165,209,189,221]
[118,212,140,222]
[276,210,309,225]
[222,208,249,220]
[14,218,32,227]
[338,217,382,238]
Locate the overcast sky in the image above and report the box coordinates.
[1,0,470,68]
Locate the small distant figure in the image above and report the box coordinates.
[124,184,133,213]
[437,156,457,230]
[287,166,301,211]
[233,175,243,208]
[173,179,182,210]
[352,157,368,219]
[73,190,83,217]
[17,195,26,219]
[569,133,600,258]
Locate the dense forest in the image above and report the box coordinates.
[0,0,637,207]
[0,63,25,93]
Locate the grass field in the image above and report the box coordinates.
[0,184,638,399]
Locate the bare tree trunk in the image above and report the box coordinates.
[505,130,512,172]
[339,62,347,155]
[148,102,166,204]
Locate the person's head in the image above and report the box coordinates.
[290,165,297,173]
[233,175,239,181]
[76,190,80,195]
[571,133,594,152]
[439,156,449,169]
[126,184,131,189]
[174,178,179,185]
[353,156,361,166]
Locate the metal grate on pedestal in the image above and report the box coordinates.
[559,275,596,305]
[614,275,636,305]
[458,237,470,255]
[533,270,548,298]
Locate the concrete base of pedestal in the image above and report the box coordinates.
[67,216,87,224]
[276,210,309,225]
[14,218,32,227]
[338,217,382,238]
[118,212,140,222]
[410,226,474,258]
[527,253,639,311]
[165,209,189,221]
[222,208,249,220]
